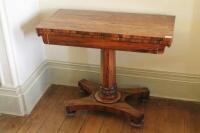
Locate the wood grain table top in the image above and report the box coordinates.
[36,9,175,54]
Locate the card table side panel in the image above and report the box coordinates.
[38,33,168,54]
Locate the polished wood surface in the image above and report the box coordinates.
[95,49,121,103]
[37,9,175,54]
[37,9,175,38]
[0,85,199,133]
[66,79,148,125]
[101,49,116,89]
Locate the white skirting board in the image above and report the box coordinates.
[0,90,24,116]
[48,60,200,102]
[0,61,51,115]
[0,60,200,116]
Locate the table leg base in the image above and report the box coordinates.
[65,79,150,127]
[94,90,122,104]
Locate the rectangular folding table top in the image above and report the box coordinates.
[36,9,175,54]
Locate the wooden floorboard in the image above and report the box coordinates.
[99,113,124,133]
[78,111,106,133]
[0,85,199,133]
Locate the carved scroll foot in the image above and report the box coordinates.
[78,79,99,94]
[65,96,144,127]
[121,87,150,102]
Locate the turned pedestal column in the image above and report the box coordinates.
[65,49,150,127]
[95,49,121,103]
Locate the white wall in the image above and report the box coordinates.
[3,0,45,86]
[185,0,200,73]
[0,0,48,115]
[39,0,200,75]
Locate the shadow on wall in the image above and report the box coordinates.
[21,14,42,36]
[11,11,46,84]
[34,9,100,64]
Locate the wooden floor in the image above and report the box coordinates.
[0,85,200,133]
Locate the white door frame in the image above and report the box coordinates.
[0,0,19,88]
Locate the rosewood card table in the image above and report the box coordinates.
[36,9,175,127]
